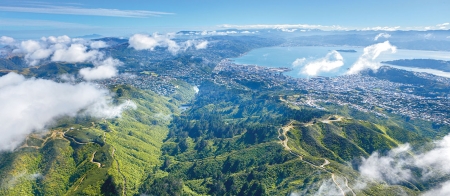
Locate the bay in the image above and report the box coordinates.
[231,46,450,78]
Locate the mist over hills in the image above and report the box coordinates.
[0,28,450,195]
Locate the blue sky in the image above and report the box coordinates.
[0,0,449,38]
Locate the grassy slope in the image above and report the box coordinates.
[153,83,446,195]
[0,80,447,195]
[0,83,194,196]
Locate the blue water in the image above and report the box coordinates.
[231,46,450,78]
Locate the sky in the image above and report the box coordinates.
[0,0,449,38]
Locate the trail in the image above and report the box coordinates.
[19,129,70,149]
[62,128,104,145]
[277,120,356,196]
[320,159,330,168]
[73,175,86,191]
[278,121,294,152]
[331,174,346,196]
[112,148,127,196]
[343,176,356,196]
[321,116,344,124]
[63,134,94,145]
[90,151,101,168]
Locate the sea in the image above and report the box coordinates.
[230,46,450,78]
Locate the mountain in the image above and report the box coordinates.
[1,33,450,195]
[76,34,103,39]
[383,59,450,72]
[0,78,445,195]
[0,83,193,195]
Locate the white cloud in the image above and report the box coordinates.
[359,134,450,195]
[0,5,173,18]
[51,44,102,63]
[314,179,345,196]
[17,40,53,66]
[200,30,228,36]
[424,33,434,39]
[362,26,401,31]
[280,28,297,32]
[41,35,71,44]
[1,171,43,189]
[219,24,346,31]
[79,57,121,80]
[198,30,258,36]
[194,40,208,50]
[374,33,391,41]
[347,41,397,74]
[193,86,199,94]
[301,51,344,76]
[129,33,207,53]
[10,35,123,79]
[0,36,15,45]
[423,181,450,196]
[219,23,450,31]
[292,57,306,67]
[226,31,238,34]
[436,22,450,30]
[359,144,412,184]
[128,33,164,50]
[59,74,76,82]
[90,41,108,49]
[19,40,41,53]
[0,72,133,151]
[85,98,137,119]
[12,35,109,66]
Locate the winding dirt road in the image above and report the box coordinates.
[277,120,356,196]
[90,151,101,168]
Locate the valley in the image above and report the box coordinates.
[1,31,450,195]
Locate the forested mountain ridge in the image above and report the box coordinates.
[1,34,450,195]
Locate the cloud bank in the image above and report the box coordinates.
[11,35,106,66]
[301,51,344,76]
[0,36,15,45]
[51,43,102,63]
[219,24,346,31]
[347,41,396,74]
[0,72,134,151]
[359,134,450,195]
[6,35,122,80]
[79,57,122,81]
[128,33,208,54]
[89,41,108,49]
[219,23,450,31]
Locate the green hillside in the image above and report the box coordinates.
[0,83,192,196]
[0,78,448,195]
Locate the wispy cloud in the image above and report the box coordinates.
[0,5,173,18]
[361,26,401,31]
[0,18,94,28]
[359,133,450,195]
[374,33,391,41]
[219,23,450,31]
[218,24,347,31]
